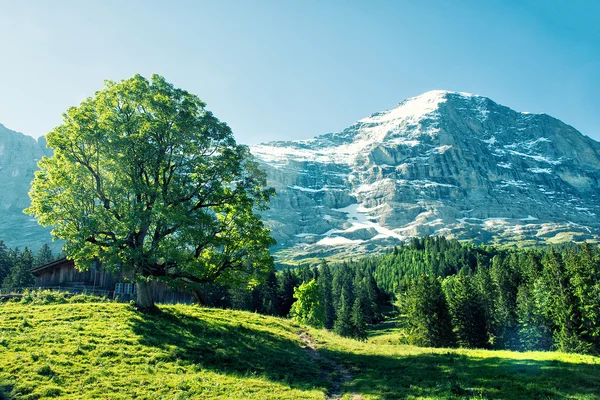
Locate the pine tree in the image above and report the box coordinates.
[564,244,600,352]
[0,241,12,284]
[490,254,520,348]
[472,266,500,346]
[334,288,354,337]
[34,244,55,268]
[351,296,367,340]
[278,269,300,316]
[540,249,588,353]
[400,275,455,348]
[317,260,336,329]
[260,270,279,315]
[2,248,35,289]
[443,274,488,348]
[516,282,552,351]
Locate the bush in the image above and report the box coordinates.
[19,289,110,305]
[20,289,67,305]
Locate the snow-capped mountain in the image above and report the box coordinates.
[251,90,600,264]
[1,90,599,262]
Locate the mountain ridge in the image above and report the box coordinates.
[250,90,600,264]
[0,90,599,261]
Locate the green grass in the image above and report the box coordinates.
[0,302,326,399]
[309,325,600,399]
[1,301,600,399]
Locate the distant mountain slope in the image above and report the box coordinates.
[0,123,56,251]
[251,91,600,264]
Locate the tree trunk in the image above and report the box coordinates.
[192,290,207,306]
[136,279,156,312]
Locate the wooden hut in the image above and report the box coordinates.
[31,258,194,303]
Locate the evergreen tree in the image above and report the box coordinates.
[34,244,55,268]
[472,266,500,346]
[2,248,35,289]
[260,270,279,315]
[317,260,336,329]
[0,241,12,284]
[278,269,300,316]
[516,282,552,351]
[399,275,455,348]
[351,296,368,340]
[443,274,488,348]
[334,287,354,337]
[564,244,600,352]
[490,254,520,348]
[540,249,588,353]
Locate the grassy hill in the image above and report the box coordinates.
[1,301,599,399]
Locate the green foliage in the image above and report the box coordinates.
[317,260,335,329]
[25,74,275,308]
[398,274,455,348]
[334,288,354,337]
[516,282,552,351]
[0,242,12,285]
[34,244,55,268]
[351,237,600,355]
[443,274,487,348]
[290,279,325,328]
[18,289,110,305]
[351,296,367,341]
[2,247,35,289]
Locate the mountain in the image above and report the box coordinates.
[250,90,600,264]
[1,91,599,261]
[0,123,56,251]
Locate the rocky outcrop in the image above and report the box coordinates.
[251,91,600,264]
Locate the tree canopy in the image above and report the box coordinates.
[26,74,275,309]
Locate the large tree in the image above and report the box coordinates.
[26,74,275,310]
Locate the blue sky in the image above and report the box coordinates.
[0,0,598,143]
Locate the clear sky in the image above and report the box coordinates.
[0,0,598,144]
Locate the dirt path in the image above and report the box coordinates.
[298,331,365,400]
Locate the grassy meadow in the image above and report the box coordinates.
[0,301,599,399]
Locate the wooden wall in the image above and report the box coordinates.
[33,259,194,304]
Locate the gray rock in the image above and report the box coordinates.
[251,91,600,264]
[2,90,600,262]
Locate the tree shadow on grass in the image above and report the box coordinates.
[129,306,327,394]
[322,348,600,399]
[0,378,14,400]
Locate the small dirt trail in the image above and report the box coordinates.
[298,331,365,400]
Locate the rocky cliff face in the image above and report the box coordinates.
[0,124,56,251]
[251,91,600,264]
[1,91,599,261]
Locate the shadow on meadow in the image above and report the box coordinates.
[0,379,13,400]
[129,307,328,393]
[322,348,600,399]
[127,306,600,399]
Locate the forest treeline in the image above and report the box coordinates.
[0,242,55,289]
[4,236,600,356]
[353,237,600,354]
[244,237,600,355]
